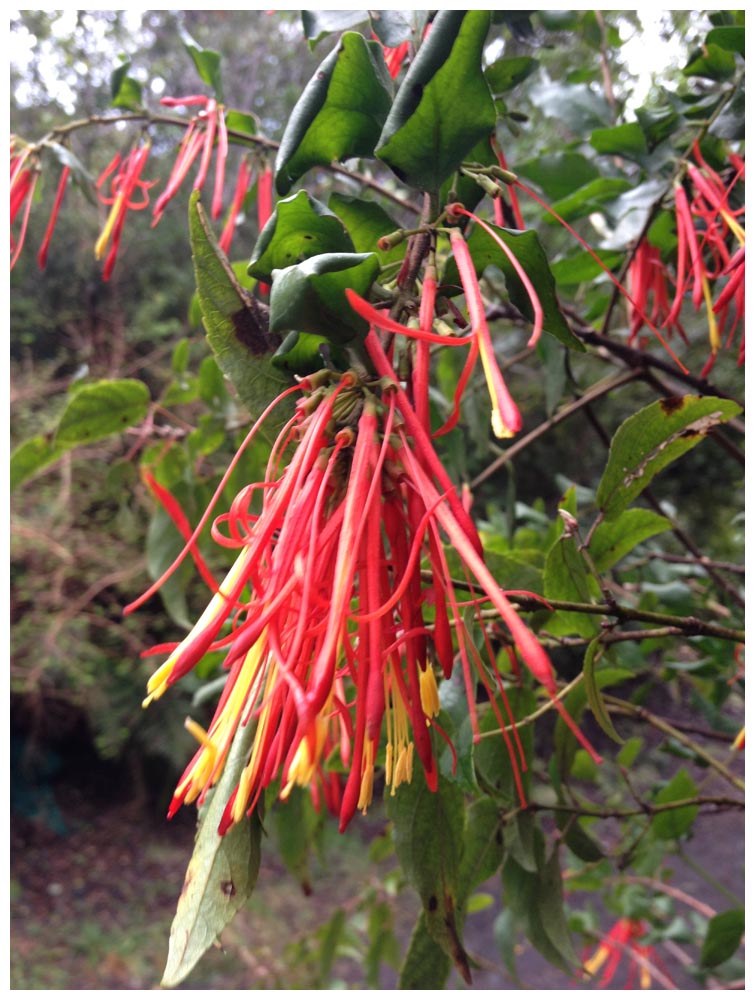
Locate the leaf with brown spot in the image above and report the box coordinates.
[189,191,294,444]
[596,395,742,520]
[161,717,262,988]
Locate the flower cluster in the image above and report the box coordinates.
[583,918,669,989]
[628,143,745,374]
[131,350,598,834]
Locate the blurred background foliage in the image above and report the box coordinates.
[10,9,744,989]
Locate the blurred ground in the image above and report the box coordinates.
[10,748,744,990]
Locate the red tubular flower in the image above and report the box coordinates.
[152,96,228,225]
[256,164,274,296]
[583,918,670,989]
[10,144,39,270]
[627,238,686,347]
[95,141,155,280]
[37,165,70,270]
[218,156,253,256]
[132,359,598,837]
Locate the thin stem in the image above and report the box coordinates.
[604,696,745,792]
[470,367,642,489]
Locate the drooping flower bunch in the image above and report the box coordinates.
[130,341,599,834]
[628,142,745,374]
[583,918,671,990]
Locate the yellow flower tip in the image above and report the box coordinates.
[640,965,652,990]
[94,196,123,260]
[419,665,441,719]
[583,943,610,976]
[491,409,515,440]
[731,727,745,751]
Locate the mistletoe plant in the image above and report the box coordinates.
[10,10,744,990]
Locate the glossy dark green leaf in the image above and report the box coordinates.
[683,42,736,81]
[248,190,354,283]
[442,223,583,350]
[485,55,538,93]
[527,79,612,134]
[700,909,745,968]
[582,638,624,744]
[705,26,745,56]
[273,787,314,894]
[179,25,223,99]
[275,33,393,196]
[272,331,343,375]
[300,9,370,48]
[189,192,294,441]
[651,768,699,840]
[596,396,743,520]
[328,193,404,264]
[589,508,671,571]
[110,58,142,109]
[515,152,601,202]
[162,719,263,987]
[54,378,150,448]
[269,251,380,344]
[387,770,470,982]
[590,122,648,159]
[473,688,535,807]
[635,105,680,149]
[10,435,64,492]
[376,10,496,192]
[370,9,423,48]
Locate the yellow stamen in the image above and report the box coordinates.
[419,665,441,719]
[701,272,720,352]
[384,665,414,795]
[358,738,376,812]
[479,345,515,439]
[281,709,329,798]
[720,210,746,246]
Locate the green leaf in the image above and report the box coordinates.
[273,787,314,894]
[683,42,736,81]
[442,223,584,350]
[582,638,624,744]
[370,10,422,48]
[705,26,745,56]
[161,718,263,987]
[189,192,294,441]
[376,11,496,192]
[550,248,623,286]
[515,152,601,202]
[596,396,743,520]
[501,838,579,974]
[248,190,354,284]
[556,812,604,863]
[700,909,745,968]
[590,122,648,159]
[386,770,470,983]
[328,193,404,264]
[275,33,393,196]
[650,767,699,840]
[548,178,633,225]
[54,379,150,448]
[544,535,599,638]
[458,798,505,898]
[398,914,452,988]
[110,58,143,109]
[300,10,370,48]
[224,110,257,144]
[269,251,380,344]
[485,55,538,93]
[635,105,680,149]
[10,435,64,492]
[179,25,223,99]
[589,508,671,571]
